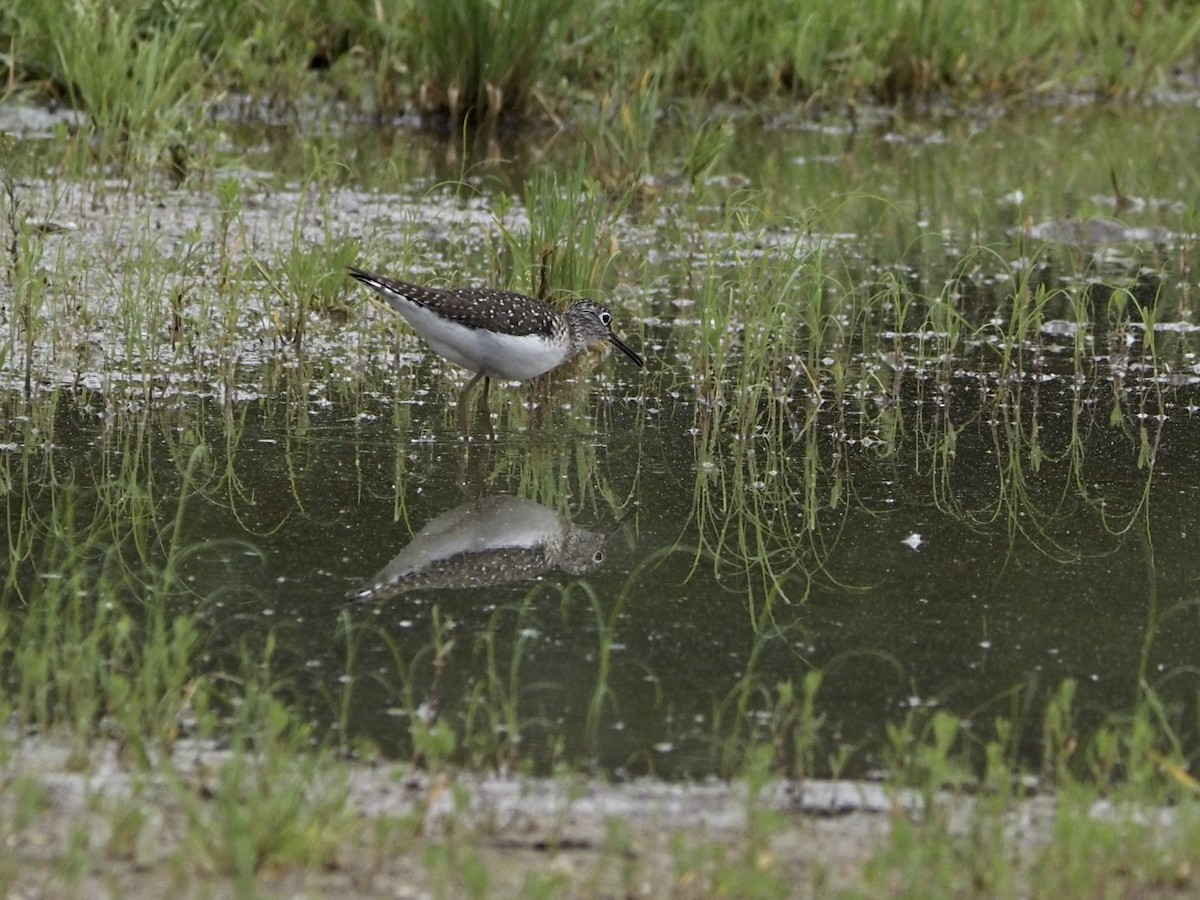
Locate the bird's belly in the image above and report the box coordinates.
[398,305,566,380]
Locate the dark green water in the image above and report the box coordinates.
[3,96,1200,776]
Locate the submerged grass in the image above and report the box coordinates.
[3,105,1194,775]
[0,401,206,747]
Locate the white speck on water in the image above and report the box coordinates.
[902,533,924,550]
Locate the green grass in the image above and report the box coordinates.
[604,0,1200,102]
[0,680,1197,896]
[1,411,203,748]
[1,110,1191,777]
[1,0,1197,154]
[9,0,213,173]
[490,163,631,298]
[390,0,573,124]
[1,17,1198,893]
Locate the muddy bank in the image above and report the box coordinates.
[5,735,1153,898]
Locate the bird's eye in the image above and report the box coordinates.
[600,312,612,325]
[593,550,605,563]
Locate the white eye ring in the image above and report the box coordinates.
[600,312,612,326]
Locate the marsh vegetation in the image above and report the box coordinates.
[1,1,1200,895]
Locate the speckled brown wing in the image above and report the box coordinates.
[347,266,558,338]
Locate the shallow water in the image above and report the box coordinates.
[2,96,1199,776]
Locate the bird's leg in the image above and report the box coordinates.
[462,370,486,397]
[478,377,495,441]
[478,375,491,413]
[458,370,485,438]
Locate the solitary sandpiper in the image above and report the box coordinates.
[347,265,644,399]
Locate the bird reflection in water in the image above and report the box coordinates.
[347,494,616,602]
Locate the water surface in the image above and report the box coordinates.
[3,96,1199,776]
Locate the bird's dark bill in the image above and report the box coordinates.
[608,332,644,367]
